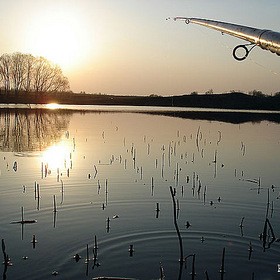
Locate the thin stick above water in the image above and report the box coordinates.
[53,195,57,213]
[169,186,184,263]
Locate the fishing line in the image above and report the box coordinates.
[201,29,280,78]
[215,33,280,77]
[248,57,280,77]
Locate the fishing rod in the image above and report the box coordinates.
[172,17,280,61]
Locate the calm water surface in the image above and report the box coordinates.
[0,105,280,280]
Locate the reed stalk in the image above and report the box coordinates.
[169,187,184,264]
[85,244,89,264]
[220,247,226,280]
[53,195,57,213]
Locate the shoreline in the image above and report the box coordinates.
[0,91,280,111]
[1,104,280,125]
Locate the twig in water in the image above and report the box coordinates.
[93,164,98,179]
[176,163,179,187]
[85,244,89,264]
[176,199,180,219]
[94,235,98,254]
[213,150,217,164]
[184,254,196,279]
[203,186,207,205]
[60,180,64,205]
[197,180,202,195]
[239,217,245,228]
[53,195,57,213]
[217,131,222,145]
[266,188,270,219]
[92,235,100,268]
[156,203,160,218]
[169,187,184,263]
[159,262,165,279]
[151,177,154,196]
[219,247,226,280]
[53,211,57,228]
[128,245,134,257]
[192,172,196,194]
[10,207,37,224]
[36,183,40,199]
[2,239,12,266]
[261,218,276,251]
[248,241,253,260]
[21,206,24,223]
[34,181,37,200]
[161,153,165,178]
[213,150,217,178]
[156,202,160,211]
[196,126,200,151]
[270,201,274,218]
[191,254,196,280]
[258,177,261,194]
[97,180,101,194]
[239,217,245,236]
[105,179,108,206]
[31,235,37,249]
[106,217,110,233]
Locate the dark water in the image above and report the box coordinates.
[0,105,280,280]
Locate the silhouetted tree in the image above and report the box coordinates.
[190,91,198,95]
[22,54,35,92]
[249,90,266,97]
[0,54,11,92]
[11,53,26,94]
[0,52,70,94]
[205,89,213,95]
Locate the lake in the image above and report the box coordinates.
[0,105,280,280]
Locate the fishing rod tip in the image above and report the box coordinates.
[165,17,179,21]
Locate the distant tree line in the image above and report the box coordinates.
[0,52,70,94]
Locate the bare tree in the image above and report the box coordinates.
[23,54,35,92]
[10,53,26,94]
[32,56,52,92]
[0,54,12,93]
[0,52,70,94]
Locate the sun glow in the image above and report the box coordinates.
[46,103,61,110]
[25,6,93,71]
[42,142,72,170]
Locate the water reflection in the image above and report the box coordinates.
[1,107,280,280]
[0,108,71,152]
[42,142,72,170]
[146,110,280,124]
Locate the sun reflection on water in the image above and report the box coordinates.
[46,103,61,110]
[41,141,72,170]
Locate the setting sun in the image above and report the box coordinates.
[25,6,92,70]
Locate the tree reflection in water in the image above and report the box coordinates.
[0,108,71,152]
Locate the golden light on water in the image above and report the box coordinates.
[41,142,72,170]
[46,103,61,110]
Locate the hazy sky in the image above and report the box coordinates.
[0,0,279,95]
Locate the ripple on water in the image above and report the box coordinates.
[51,230,280,280]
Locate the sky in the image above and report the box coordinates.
[0,0,280,96]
